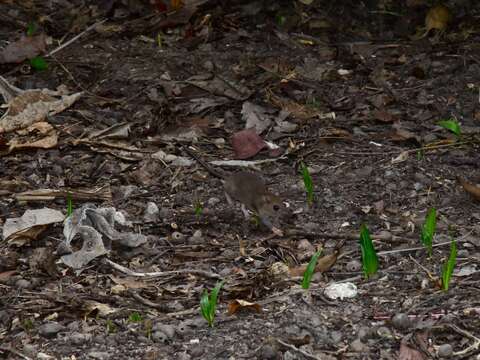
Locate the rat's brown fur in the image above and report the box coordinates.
[183,147,286,231]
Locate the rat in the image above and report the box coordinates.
[183,147,286,235]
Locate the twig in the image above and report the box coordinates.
[0,346,32,360]
[104,258,220,279]
[448,324,480,356]
[47,19,107,57]
[378,230,473,256]
[275,338,319,360]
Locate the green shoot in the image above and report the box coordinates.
[300,162,314,206]
[359,224,378,279]
[416,149,424,161]
[128,312,142,323]
[106,319,116,334]
[66,192,73,217]
[302,250,322,289]
[26,22,37,36]
[22,318,34,331]
[30,56,48,71]
[441,238,457,291]
[200,280,224,328]
[438,119,461,138]
[194,199,203,218]
[420,207,436,257]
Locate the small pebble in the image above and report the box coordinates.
[259,345,278,360]
[38,322,64,338]
[69,332,92,345]
[391,313,411,330]
[144,202,159,222]
[176,352,191,360]
[151,330,169,343]
[437,343,453,358]
[350,338,367,352]
[345,260,362,272]
[87,351,110,360]
[15,279,31,289]
[152,323,175,339]
[208,197,220,206]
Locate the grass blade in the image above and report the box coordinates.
[421,207,436,256]
[359,224,378,279]
[302,250,322,289]
[441,239,457,291]
[438,119,461,137]
[300,162,314,206]
[200,280,224,327]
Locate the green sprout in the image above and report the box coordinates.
[200,280,224,328]
[30,56,48,71]
[66,192,73,217]
[106,319,116,334]
[416,149,424,161]
[302,250,322,289]
[438,119,461,138]
[441,238,457,291]
[22,318,34,331]
[300,162,314,206]
[26,22,37,36]
[194,199,203,218]
[128,312,142,323]
[359,224,378,279]
[421,207,436,257]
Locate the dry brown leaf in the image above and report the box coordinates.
[109,275,150,289]
[227,299,262,315]
[289,251,339,277]
[458,177,480,201]
[0,270,16,282]
[7,122,58,153]
[231,128,266,159]
[0,89,82,133]
[399,341,426,360]
[0,34,47,64]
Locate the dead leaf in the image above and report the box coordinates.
[399,341,426,360]
[109,276,150,289]
[0,270,16,282]
[458,177,480,201]
[373,109,398,123]
[287,334,311,347]
[227,299,262,315]
[289,251,339,277]
[392,151,409,164]
[241,101,273,134]
[231,129,266,159]
[0,34,47,64]
[7,122,58,153]
[0,87,82,133]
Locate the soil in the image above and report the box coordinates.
[1,1,480,359]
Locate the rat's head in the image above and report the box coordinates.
[257,194,289,227]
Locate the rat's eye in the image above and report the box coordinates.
[273,204,280,211]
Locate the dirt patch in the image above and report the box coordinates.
[1,1,480,359]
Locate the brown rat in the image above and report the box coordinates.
[183,147,286,234]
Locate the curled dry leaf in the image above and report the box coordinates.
[289,251,339,277]
[458,177,480,201]
[231,128,266,159]
[0,88,82,133]
[227,299,262,315]
[0,34,47,64]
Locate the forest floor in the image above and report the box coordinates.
[0,1,480,359]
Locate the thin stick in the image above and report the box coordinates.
[104,258,220,279]
[47,19,107,57]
